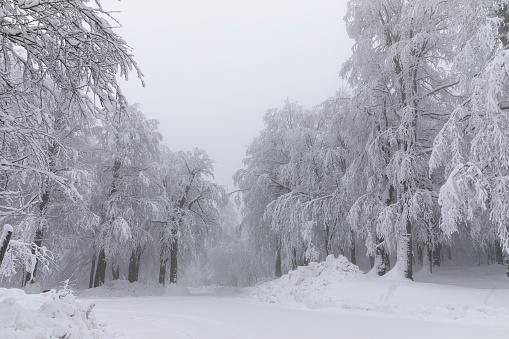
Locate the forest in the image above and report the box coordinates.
[1,0,509,296]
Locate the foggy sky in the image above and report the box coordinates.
[108,0,352,191]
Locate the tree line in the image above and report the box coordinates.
[3,0,509,290]
[235,0,509,280]
[0,0,226,288]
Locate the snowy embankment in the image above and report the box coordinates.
[251,255,509,326]
[0,287,113,338]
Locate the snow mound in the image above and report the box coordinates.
[252,255,363,308]
[252,257,509,325]
[0,288,114,338]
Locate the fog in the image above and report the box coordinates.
[109,0,352,190]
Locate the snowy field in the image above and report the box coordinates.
[2,256,509,338]
[87,256,509,339]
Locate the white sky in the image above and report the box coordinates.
[108,0,352,191]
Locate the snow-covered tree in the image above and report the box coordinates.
[342,0,459,279]
[236,95,353,277]
[157,148,226,285]
[89,105,162,287]
[0,0,143,220]
[430,0,509,276]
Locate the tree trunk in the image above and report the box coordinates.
[159,259,168,285]
[291,247,297,270]
[89,251,96,288]
[24,188,50,286]
[128,246,143,283]
[504,249,509,278]
[169,237,178,284]
[350,230,356,265]
[324,224,332,257]
[402,219,413,280]
[432,243,441,267]
[24,228,44,286]
[275,247,282,278]
[374,184,393,276]
[369,255,374,269]
[375,235,390,276]
[94,248,107,287]
[159,244,168,285]
[422,244,432,274]
[0,225,13,269]
[495,239,504,265]
[111,264,120,280]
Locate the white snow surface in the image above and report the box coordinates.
[251,255,509,325]
[3,255,509,338]
[0,287,112,338]
[252,254,364,307]
[89,256,509,338]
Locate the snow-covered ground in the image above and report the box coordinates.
[88,256,509,338]
[2,256,509,338]
[0,286,113,338]
[90,290,507,339]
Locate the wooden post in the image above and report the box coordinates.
[0,224,13,268]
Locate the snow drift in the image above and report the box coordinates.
[252,255,509,326]
[0,287,113,338]
[252,254,364,308]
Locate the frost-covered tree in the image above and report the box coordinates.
[0,0,142,219]
[236,96,353,277]
[19,109,99,286]
[264,97,353,267]
[341,0,459,279]
[157,148,226,285]
[234,101,302,276]
[0,0,143,285]
[89,105,162,287]
[430,0,509,276]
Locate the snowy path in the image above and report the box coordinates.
[90,290,507,339]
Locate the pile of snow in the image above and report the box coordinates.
[78,280,190,298]
[0,287,113,338]
[252,254,364,308]
[252,255,509,325]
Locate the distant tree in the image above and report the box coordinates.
[235,96,353,277]
[157,148,226,285]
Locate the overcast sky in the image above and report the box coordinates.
[108,0,352,191]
